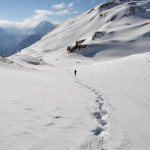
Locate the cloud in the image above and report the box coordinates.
[35,10,52,16]
[67,2,74,10]
[52,2,75,10]
[0,1,78,29]
[35,9,78,16]
[0,8,78,29]
[0,10,52,29]
[52,2,65,9]
[54,9,78,15]
[54,9,71,15]
[68,2,74,8]
[17,10,53,28]
[0,20,16,28]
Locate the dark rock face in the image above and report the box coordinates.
[92,32,105,40]
[67,45,86,53]
[67,40,86,53]
[99,1,119,11]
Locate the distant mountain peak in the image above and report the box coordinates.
[37,20,54,27]
[16,21,57,52]
[33,21,56,36]
[0,20,57,56]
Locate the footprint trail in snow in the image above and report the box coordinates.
[75,78,109,150]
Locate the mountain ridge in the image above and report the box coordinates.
[11,0,150,61]
[16,21,56,52]
[0,21,57,56]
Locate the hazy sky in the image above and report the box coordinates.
[0,0,106,28]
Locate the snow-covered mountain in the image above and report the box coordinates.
[0,21,56,56]
[32,21,57,37]
[17,21,57,52]
[16,0,150,61]
[0,27,22,56]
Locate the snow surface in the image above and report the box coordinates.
[1,50,150,150]
[0,58,108,150]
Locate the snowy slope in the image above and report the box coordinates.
[12,0,150,61]
[0,59,108,150]
[76,52,150,150]
[1,50,150,150]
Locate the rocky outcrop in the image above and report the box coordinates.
[92,31,105,40]
[67,39,86,53]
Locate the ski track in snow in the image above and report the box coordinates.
[74,77,109,150]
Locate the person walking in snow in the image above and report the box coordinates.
[74,70,77,76]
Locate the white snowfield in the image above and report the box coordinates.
[1,0,150,150]
[1,51,150,150]
[0,58,109,150]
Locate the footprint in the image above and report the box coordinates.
[53,115,61,119]
[91,126,104,136]
[99,119,108,127]
[73,77,109,147]
[93,112,102,119]
[100,109,107,115]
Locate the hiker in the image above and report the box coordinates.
[74,70,77,76]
